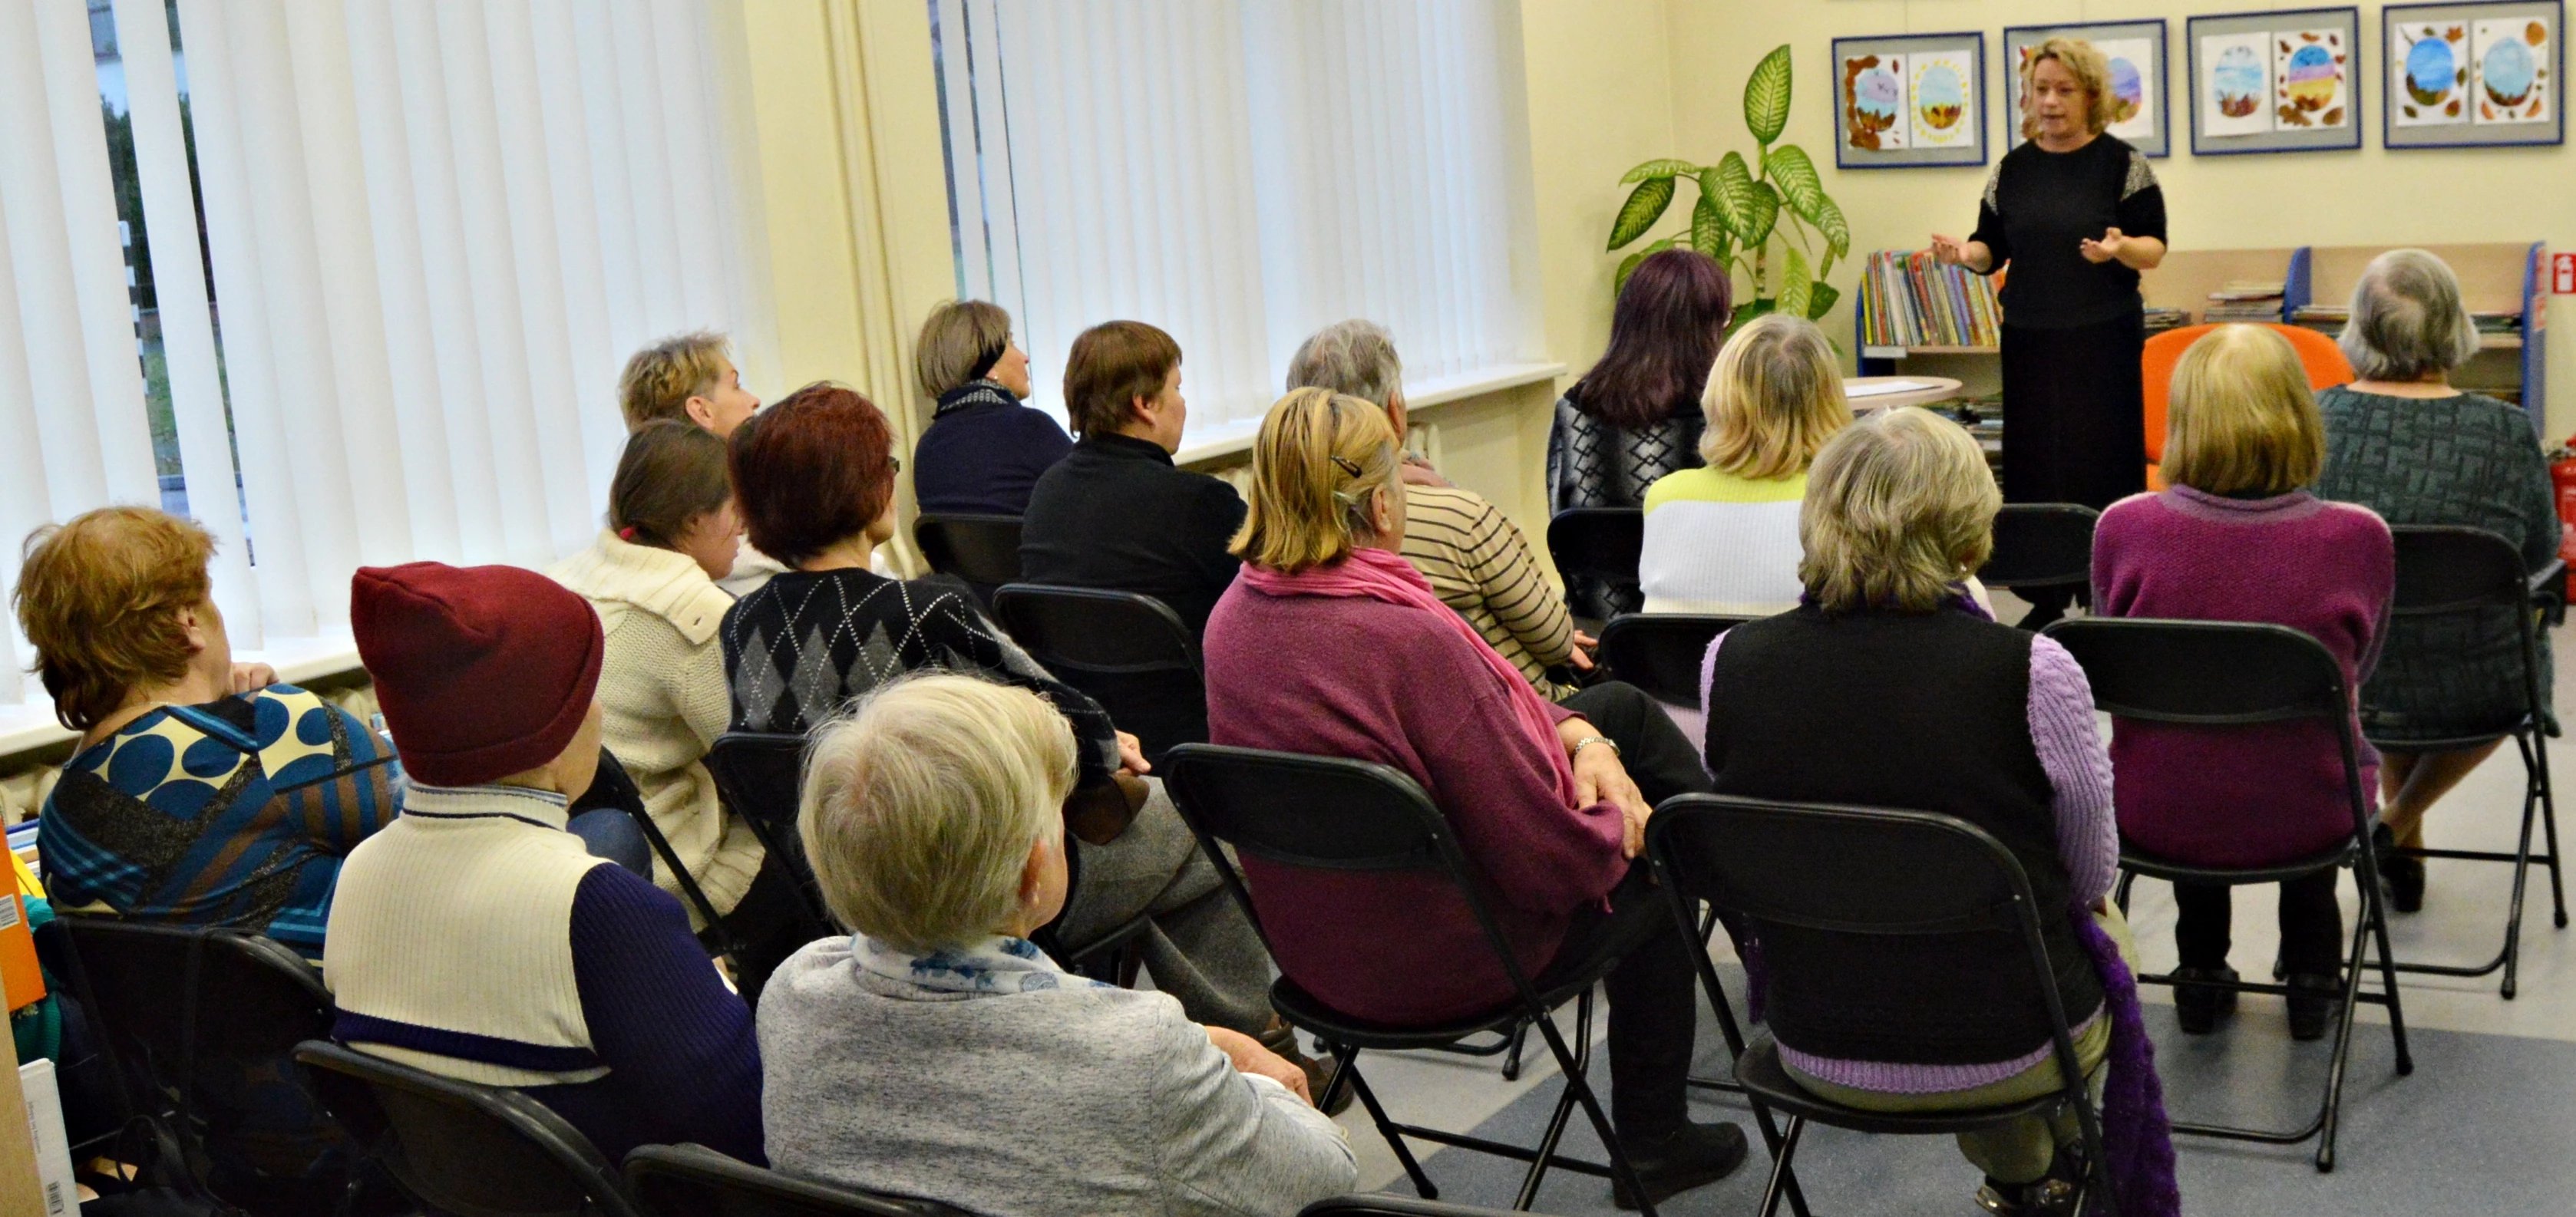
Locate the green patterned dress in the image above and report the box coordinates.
[2315,386,2560,742]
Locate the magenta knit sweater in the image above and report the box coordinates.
[2093,487,2393,866]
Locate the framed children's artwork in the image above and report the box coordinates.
[1830,32,1988,168]
[2003,21,2171,157]
[2187,7,2366,153]
[2385,1,2563,147]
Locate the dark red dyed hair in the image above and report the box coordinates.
[1570,248,1735,430]
[730,382,895,566]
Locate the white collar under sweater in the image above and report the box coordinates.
[549,529,735,646]
[323,783,612,1087]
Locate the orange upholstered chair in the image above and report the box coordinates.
[2141,322,2355,489]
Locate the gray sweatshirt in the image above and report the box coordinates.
[758,937,1356,1216]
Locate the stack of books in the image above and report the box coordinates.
[1858,250,2003,350]
[2204,280,2286,323]
[2474,312,2524,336]
[2289,303,2348,335]
[2142,306,2192,336]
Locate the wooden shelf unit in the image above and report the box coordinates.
[1855,242,2551,433]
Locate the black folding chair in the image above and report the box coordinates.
[913,514,1025,605]
[2370,526,2568,997]
[1301,1197,1572,1216]
[296,1040,644,1217]
[1546,507,1644,625]
[1162,744,1659,1215]
[1594,614,1754,707]
[41,919,346,1205]
[624,1143,961,1216]
[1978,503,2099,628]
[1648,796,2110,1217]
[704,729,1148,984]
[2046,617,2413,1171]
[993,583,1207,770]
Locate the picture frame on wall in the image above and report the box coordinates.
[1828,31,1988,168]
[2187,7,2366,154]
[2003,20,2171,157]
[2385,1,2564,147]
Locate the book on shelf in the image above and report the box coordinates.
[2204,280,2284,324]
[2142,306,2191,335]
[1860,250,2002,350]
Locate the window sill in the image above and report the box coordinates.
[1174,360,1566,467]
[0,634,365,765]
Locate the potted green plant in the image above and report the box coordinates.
[1607,45,1850,328]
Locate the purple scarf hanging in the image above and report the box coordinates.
[2068,901,2181,1217]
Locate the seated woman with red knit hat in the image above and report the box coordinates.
[1200,387,1746,1210]
[2094,324,2394,1042]
[327,562,764,1166]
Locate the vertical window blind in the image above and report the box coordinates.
[931,0,1545,436]
[0,0,773,721]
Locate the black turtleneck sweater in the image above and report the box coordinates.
[1019,432,1247,641]
[912,381,1075,516]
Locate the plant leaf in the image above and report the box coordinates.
[1691,194,1732,259]
[1805,281,1841,321]
[1764,144,1827,223]
[1743,181,1781,249]
[1708,153,1759,244]
[1608,176,1676,249]
[1813,194,1851,261]
[1778,246,1813,323]
[1615,249,1649,297]
[1619,157,1699,183]
[1744,45,1794,146]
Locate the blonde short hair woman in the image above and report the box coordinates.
[2017,38,2123,139]
[1204,387,1754,1205]
[761,672,1356,1216]
[2095,325,2393,1043]
[1639,313,1852,614]
[1699,407,2142,1214]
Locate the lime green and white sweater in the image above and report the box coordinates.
[549,531,761,922]
[1639,467,1810,615]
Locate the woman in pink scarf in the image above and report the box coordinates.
[1201,387,1746,1210]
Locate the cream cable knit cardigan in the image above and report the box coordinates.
[550,531,763,922]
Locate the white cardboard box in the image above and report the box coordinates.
[16,1060,74,1217]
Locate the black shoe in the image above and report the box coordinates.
[2286,972,2343,1041]
[2171,965,2241,1034]
[2375,824,2425,914]
[1611,1121,1750,1209]
[1975,1176,2079,1216]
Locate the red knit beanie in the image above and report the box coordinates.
[351,562,604,788]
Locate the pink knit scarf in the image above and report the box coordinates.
[1238,547,1577,806]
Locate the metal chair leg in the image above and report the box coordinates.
[2313,893,2374,1172]
[1336,1047,1438,1200]
[1528,1008,1656,1217]
[1670,895,1811,1217]
[1756,1116,1805,1217]
[2538,737,2569,928]
[1502,1021,1528,1081]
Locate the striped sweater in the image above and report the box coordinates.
[1399,483,1580,700]
[323,782,764,1165]
[1638,467,1808,615]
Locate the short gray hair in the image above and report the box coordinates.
[798,672,1075,955]
[1285,319,1403,409]
[1798,407,1999,615]
[2340,249,2480,381]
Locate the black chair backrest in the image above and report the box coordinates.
[1646,795,2081,1066]
[296,1040,642,1217]
[2040,617,2347,726]
[1594,613,1752,707]
[2386,524,2532,615]
[992,584,1200,674]
[52,919,332,1116]
[913,514,1024,589]
[625,1143,958,1217]
[1162,744,1543,995]
[705,732,811,831]
[1545,507,1644,584]
[1978,503,2099,589]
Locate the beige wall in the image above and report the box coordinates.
[1650,0,2574,437]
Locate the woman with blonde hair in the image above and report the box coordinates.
[2095,325,2394,1041]
[759,672,1355,1215]
[1699,408,2165,1217]
[2314,249,2559,915]
[1932,35,2169,625]
[1639,312,1851,613]
[1203,387,1749,1209]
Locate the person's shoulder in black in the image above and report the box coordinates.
[914,390,1074,516]
[1021,433,1247,637]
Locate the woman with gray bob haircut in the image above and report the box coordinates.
[757,672,1356,1217]
[2316,248,2560,915]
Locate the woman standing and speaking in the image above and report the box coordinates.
[1934,38,2166,617]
